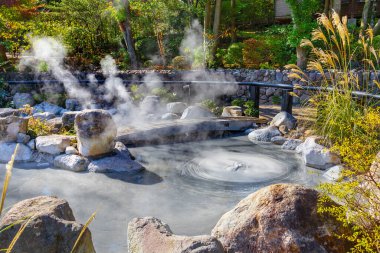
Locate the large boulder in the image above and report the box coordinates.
[181,106,215,119]
[166,102,187,114]
[221,106,243,117]
[211,184,351,253]
[161,113,179,120]
[0,196,95,253]
[75,109,117,157]
[87,142,143,173]
[54,154,89,172]
[0,116,28,142]
[66,98,82,111]
[296,137,340,170]
[128,217,224,253]
[13,92,35,109]
[0,143,33,163]
[36,135,73,155]
[248,126,281,142]
[33,102,65,116]
[270,112,297,130]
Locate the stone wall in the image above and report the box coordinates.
[2,69,379,106]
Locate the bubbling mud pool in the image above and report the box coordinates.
[0,136,322,253]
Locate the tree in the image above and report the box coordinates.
[285,0,320,69]
[114,0,138,68]
[210,0,221,64]
[230,0,237,43]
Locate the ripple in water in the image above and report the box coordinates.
[180,149,294,184]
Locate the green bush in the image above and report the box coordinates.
[243,100,259,117]
[151,87,177,103]
[272,95,281,105]
[201,99,222,116]
[222,43,244,68]
[242,38,271,69]
[231,98,245,107]
[171,56,191,70]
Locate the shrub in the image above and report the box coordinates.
[272,95,281,105]
[201,99,222,116]
[151,87,177,103]
[242,38,271,69]
[243,100,259,117]
[231,98,245,107]
[287,12,380,252]
[222,43,244,68]
[171,56,191,70]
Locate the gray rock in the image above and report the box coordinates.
[0,196,96,253]
[65,98,82,111]
[0,108,20,117]
[281,139,303,150]
[296,137,341,170]
[33,102,65,115]
[54,154,89,172]
[16,133,30,144]
[270,111,297,130]
[271,136,287,145]
[0,143,33,163]
[27,139,36,150]
[221,106,242,117]
[211,184,351,253]
[166,102,187,114]
[0,116,29,142]
[47,117,63,130]
[36,135,73,155]
[128,217,224,253]
[161,113,179,120]
[65,146,78,155]
[13,93,35,109]
[181,106,215,119]
[265,87,276,96]
[33,112,56,121]
[323,165,342,181]
[75,109,117,157]
[62,111,80,129]
[248,126,281,142]
[140,96,161,114]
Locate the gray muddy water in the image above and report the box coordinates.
[0,136,322,253]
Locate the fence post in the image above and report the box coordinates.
[281,89,293,114]
[249,86,260,117]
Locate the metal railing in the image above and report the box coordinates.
[6,79,380,116]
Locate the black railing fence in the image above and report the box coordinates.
[6,80,380,115]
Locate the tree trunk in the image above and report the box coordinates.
[203,0,212,66]
[0,44,7,63]
[373,19,380,36]
[119,1,138,69]
[210,0,222,63]
[296,46,307,69]
[361,0,373,35]
[230,0,237,43]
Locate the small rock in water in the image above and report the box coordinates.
[0,143,32,163]
[54,154,89,172]
[271,136,287,145]
[248,126,281,142]
[222,106,243,117]
[281,139,303,150]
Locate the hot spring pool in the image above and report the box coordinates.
[0,135,322,253]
